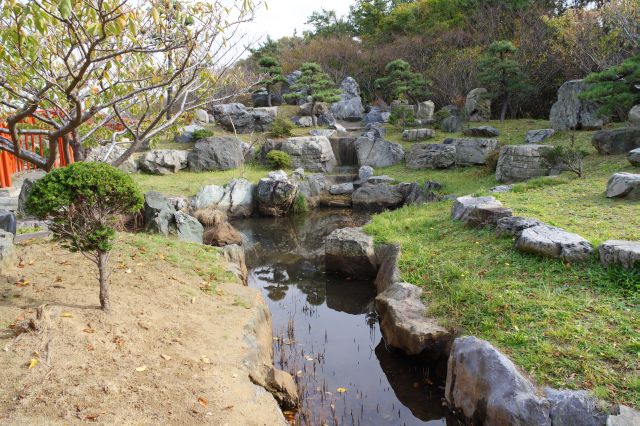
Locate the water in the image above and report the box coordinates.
[234,209,452,426]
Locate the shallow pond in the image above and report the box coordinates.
[234,209,452,426]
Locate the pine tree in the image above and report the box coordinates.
[581,55,640,121]
[478,41,529,122]
[258,56,286,107]
[374,59,431,108]
[285,63,342,126]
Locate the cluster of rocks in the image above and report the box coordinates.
[406,138,498,170]
[211,103,277,134]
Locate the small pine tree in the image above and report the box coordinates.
[478,41,529,122]
[581,55,640,121]
[284,62,342,126]
[258,56,286,107]
[375,59,432,108]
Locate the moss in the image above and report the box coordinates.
[292,194,309,214]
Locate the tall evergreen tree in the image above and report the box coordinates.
[478,40,529,121]
[375,59,432,107]
[284,63,342,126]
[258,56,286,107]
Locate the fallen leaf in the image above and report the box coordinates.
[125,269,132,274]
[160,354,172,361]
[198,397,208,407]
[83,328,96,334]
[16,279,30,287]
[201,356,211,364]
[61,312,73,318]
[336,387,347,393]
[191,297,196,304]
[28,358,38,369]
[135,365,147,372]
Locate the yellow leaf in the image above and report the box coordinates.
[135,365,147,372]
[28,358,38,369]
[61,312,73,318]
[336,387,347,393]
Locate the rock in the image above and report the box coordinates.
[606,172,640,200]
[143,192,176,235]
[544,388,608,426]
[198,209,243,247]
[299,102,336,125]
[364,122,386,138]
[0,211,17,236]
[358,166,374,182]
[515,224,594,262]
[463,126,500,137]
[0,229,15,269]
[309,129,337,138]
[629,148,640,166]
[496,216,544,237]
[465,88,491,122]
[250,365,299,410]
[187,137,244,172]
[355,134,404,167]
[592,128,640,155]
[193,179,255,218]
[406,144,456,169]
[174,211,203,244]
[268,170,289,181]
[329,183,354,195]
[85,144,138,173]
[443,138,499,166]
[550,79,603,131]
[173,124,205,144]
[220,244,248,283]
[252,89,284,108]
[194,109,209,124]
[416,100,435,120]
[211,103,276,133]
[451,196,503,223]
[17,176,43,218]
[402,128,435,141]
[490,184,514,193]
[465,205,513,228]
[376,282,451,357]
[363,106,390,124]
[292,168,305,179]
[598,240,640,270]
[629,105,640,125]
[330,77,365,121]
[138,150,188,175]
[281,136,337,172]
[325,227,377,279]
[398,182,440,205]
[283,70,306,105]
[329,122,347,133]
[292,116,314,127]
[526,129,555,144]
[441,115,462,133]
[495,144,553,183]
[256,176,299,216]
[367,175,396,185]
[445,336,550,426]
[607,405,640,426]
[352,183,404,212]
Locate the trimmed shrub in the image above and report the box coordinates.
[266,150,293,169]
[269,116,294,138]
[192,128,214,141]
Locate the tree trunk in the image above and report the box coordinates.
[500,94,510,122]
[267,91,273,108]
[97,250,111,313]
[311,101,317,127]
[69,131,86,161]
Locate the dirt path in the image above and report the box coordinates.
[0,237,287,425]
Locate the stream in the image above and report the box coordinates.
[234,209,453,426]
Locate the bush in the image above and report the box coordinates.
[192,129,214,141]
[269,116,294,138]
[26,162,143,312]
[266,150,293,169]
[541,139,590,178]
[389,105,416,127]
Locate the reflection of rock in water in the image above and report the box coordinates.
[375,341,453,423]
[325,279,376,315]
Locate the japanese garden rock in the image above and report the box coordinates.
[187,137,244,172]
[174,124,205,143]
[309,129,337,138]
[363,122,386,138]
[490,184,514,193]
[138,150,188,175]
[496,216,544,237]
[445,336,550,426]
[515,224,594,262]
[415,100,435,120]
[592,128,640,155]
[252,89,283,108]
[352,183,404,212]
[402,128,435,141]
[375,282,451,357]
[292,116,314,127]
[463,126,500,138]
[85,144,138,173]
[465,88,491,122]
[464,205,513,228]
[607,405,640,426]
[193,179,255,218]
[211,103,276,133]
[256,174,299,217]
[441,115,462,133]
[283,70,306,105]
[0,211,17,236]
[363,106,391,124]
[544,388,608,426]
[629,148,640,166]
[173,211,204,244]
[329,182,354,195]
[550,79,603,131]
[144,191,176,236]
[358,166,374,182]
[355,134,404,168]
[199,209,243,247]
[194,109,209,124]
[0,230,15,269]
[451,196,503,224]
[398,182,440,205]
[606,172,640,200]
[599,240,640,270]
[526,129,555,144]
[406,144,456,169]
[325,227,377,279]
[330,77,365,121]
[443,138,499,165]
[281,136,337,172]
[367,175,396,185]
[17,176,43,218]
[249,365,299,410]
[629,105,640,125]
[220,244,248,283]
[495,144,552,183]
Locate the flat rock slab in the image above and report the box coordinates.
[496,216,544,237]
[463,126,500,138]
[451,196,504,226]
[443,138,499,166]
[375,282,451,357]
[406,144,456,169]
[545,388,608,426]
[592,127,640,155]
[515,224,594,262]
[495,144,552,183]
[402,128,435,141]
[352,183,405,212]
[281,136,338,172]
[606,172,640,200]
[325,227,377,279]
[599,240,640,270]
[526,129,555,144]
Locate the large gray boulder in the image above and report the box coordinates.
[496,216,544,237]
[402,128,435,141]
[174,211,204,244]
[187,137,244,172]
[451,196,511,228]
[139,150,188,175]
[526,129,555,144]
[415,100,435,121]
[0,229,15,270]
[592,128,640,155]
[281,136,337,172]
[515,224,594,262]
[282,70,306,105]
[251,89,283,108]
[358,166,374,182]
[85,144,138,173]
[544,389,608,426]
[607,405,640,426]
[375,282,451,357]
[441,115,462,133]
[550,79,603,131]
[363,106,391,124]
[606,172,640,200]
[211,103,276,133]
[17,177,42,218]
[325,227,377,279]
[465,88,491,122]
[443,138,499,166]
[463,126,500,138]
[256,173,299,217]
[0,211,17,236]
[330,77,364,121]
[495,145,552,183]
[144,191,176,235]
[599,240,640,270]
[445,336,550,426]
[629,148,640,166]
[352,183,405,212]
[193,179,255,218]
[406,144,456,169]
[355,133,404,167]
[629,105,640,125]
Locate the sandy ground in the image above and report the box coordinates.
[0,238,287,425]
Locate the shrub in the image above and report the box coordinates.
[269,116,294,138]
[266,150,293,169]
[26,162,143,312]
[541,139,590,178]
[389,105,416,127]
[192,129,214,141]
